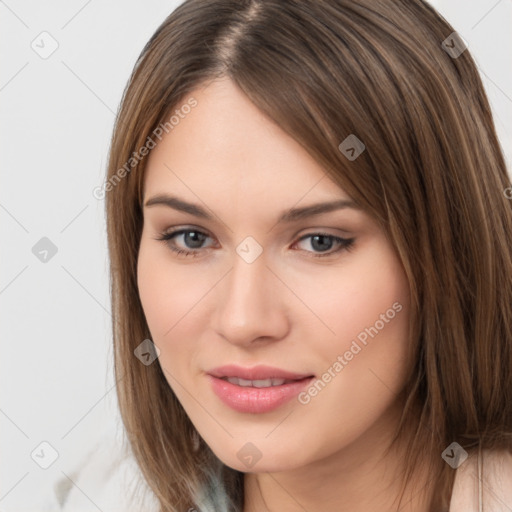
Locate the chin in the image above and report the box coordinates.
[210,439,310,473]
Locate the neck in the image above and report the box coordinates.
[243,399,434,512]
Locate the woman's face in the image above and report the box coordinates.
[137,77,411,473]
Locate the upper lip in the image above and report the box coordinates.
[208,364,314,381]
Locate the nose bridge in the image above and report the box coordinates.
[213,247,288,345]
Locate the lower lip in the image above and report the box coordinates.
[208,375,314,413]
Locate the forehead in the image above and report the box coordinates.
[143,77,351,218]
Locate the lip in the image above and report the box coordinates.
[207,365,315,414]
[208,364,313,381]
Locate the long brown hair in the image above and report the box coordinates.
[104,0,512,510]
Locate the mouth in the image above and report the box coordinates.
[219,376,305,388]
[207,364,314,382]
[207,365,315,413]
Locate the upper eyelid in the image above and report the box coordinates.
[162,227,216,243]
[161,226,350,238]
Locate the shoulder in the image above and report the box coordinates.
[449,448,512,511]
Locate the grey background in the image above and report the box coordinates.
[1,0,511,510]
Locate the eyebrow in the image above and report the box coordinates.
[144,194,360,223]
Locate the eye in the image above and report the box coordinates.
[155,228,355,259]
[155,228,215,258]
[293,233,355,258]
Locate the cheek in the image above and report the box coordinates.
[288,241,410,362]
[136,237,214,386]
[137,238,201,339]
[137,248,172,338]
[297,245,411,432]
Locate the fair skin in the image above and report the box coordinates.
[137,77,431,511]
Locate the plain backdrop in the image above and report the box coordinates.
[1,0,511,510]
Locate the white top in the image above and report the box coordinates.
[450,448,512,511]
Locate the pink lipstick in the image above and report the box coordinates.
[207,364,314,414]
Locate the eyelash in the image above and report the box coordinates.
[154,228,355,259]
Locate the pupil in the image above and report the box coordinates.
[185,231,205,249]
[311,235,332,252]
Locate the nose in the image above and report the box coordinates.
[212,250,290,347]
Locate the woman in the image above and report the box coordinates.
[103,0,512,510]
